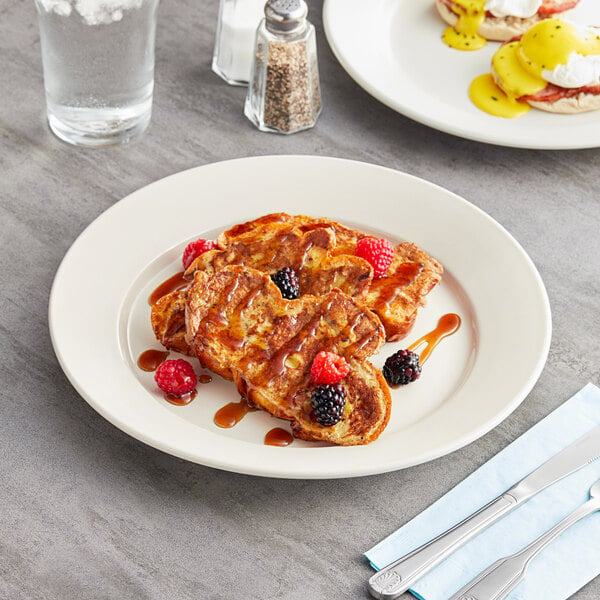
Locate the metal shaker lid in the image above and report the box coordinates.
[265,0,308,33]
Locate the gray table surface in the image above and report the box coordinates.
[2,0,600,598]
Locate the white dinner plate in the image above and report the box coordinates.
[323,0,600,149]
[49,156,551,479]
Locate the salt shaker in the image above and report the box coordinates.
[244,0,322,134]
[212,0,266,85]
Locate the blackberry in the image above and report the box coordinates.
[383,349,421,386]
[311,384,346,427]
[271,267,300,299]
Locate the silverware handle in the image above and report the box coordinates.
[368,493,519,600]
[447,553,527,600]
[448,499,600,600]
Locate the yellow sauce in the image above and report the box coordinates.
[442,0,487,51]
[469,73,531,117]
[519,19,600,77]
[470,18,600,117]
[493,40,546,98]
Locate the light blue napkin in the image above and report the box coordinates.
[366,383,600,600]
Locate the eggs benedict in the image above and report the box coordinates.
[469,18,600,117]
[436,0,580,50]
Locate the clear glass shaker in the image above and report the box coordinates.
[212,0,266,85]
[244,0,322,134]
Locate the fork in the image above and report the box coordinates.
[448,478,600,600]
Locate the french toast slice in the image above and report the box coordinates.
[218,213,443,340]
[217,212,361,255]
[366,242,443,341]
[151,212,442,355]
[151,289,195,357]
[186,223,373,298]
[152,223,374,355]
[185,265,391,445]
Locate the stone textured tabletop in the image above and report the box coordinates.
[1,0,600,598]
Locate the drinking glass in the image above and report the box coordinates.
[34,0,160,147]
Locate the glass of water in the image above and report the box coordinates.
[34,0,160,147]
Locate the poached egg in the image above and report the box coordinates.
[469,18,600,117]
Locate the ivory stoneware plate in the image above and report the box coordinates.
[49,156,551,478]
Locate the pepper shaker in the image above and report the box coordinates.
[212,0,266,85]
[244,0,322,134]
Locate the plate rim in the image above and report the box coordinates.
[48,155,552,479]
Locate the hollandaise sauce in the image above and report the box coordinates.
[469,73,531,117]
[519,18,600,74]
[470,41,538,117]
[470,19,600,117]
[442,0,487,51]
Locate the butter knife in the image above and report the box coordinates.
[368,424,600,600]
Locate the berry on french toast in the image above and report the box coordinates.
[185,266,391,446]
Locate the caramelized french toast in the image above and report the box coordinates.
[185,266,391,445]
[151,289,194,357]
[366,242,443,341]
[217,213,443,341]
[217,212,361,256]
[151,213,442,354]
[150,213,443,445]
[152,221,374,356]
[186,223,373,299]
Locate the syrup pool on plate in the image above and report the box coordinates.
[214,398,258,428]
[137,349,169,372]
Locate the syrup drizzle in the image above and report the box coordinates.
[137,349,169,372]
[347,311,364,337]
[149,271,187,305]
[265,427,293,447]
[216,285,265,351]
[268,298,335,379]
[298,240,315,274]
[164,389,197,406]
[370,262,423,308]
[238,286,262,312]
[198,374,212,384]
[224,277,241,306]
[210,278,242,330]
[347,332,377,356]
[214,398,257,428]
[408,313,462,365]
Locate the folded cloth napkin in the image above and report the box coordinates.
[365,383,600,600]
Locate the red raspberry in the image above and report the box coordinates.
[355,237,394,279]
[182,238,217,270]
[310,351,350,385]
[154,359,197,396]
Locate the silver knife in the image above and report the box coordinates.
[368,424,600,600]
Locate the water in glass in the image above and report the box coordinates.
[35,0,159,147]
